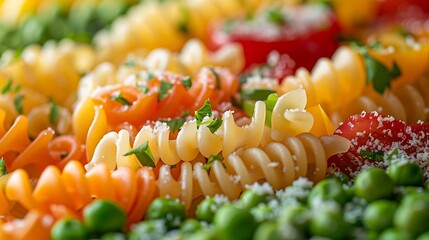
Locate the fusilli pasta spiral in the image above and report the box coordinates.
[157,133,350,209]
[85,89,314,170]
[331,81,429,126]
[94,0,261,63]
[73,67,240,144]
[0,114,85,174]
[280,44,429,126]
[2,161,157,225]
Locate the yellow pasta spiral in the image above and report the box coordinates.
[94,0,263,63]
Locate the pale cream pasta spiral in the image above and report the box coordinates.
[85,89,314,170]
[331,81,429,126]
[157,133,350,209]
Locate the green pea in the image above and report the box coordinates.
[83,199,126,234]
[277,224,307,240]
[310,209,351,240]
[387,161,423,186]
[214,204,257,240]
[378,228,413,240]
[395,186,424,200]
[128,220,166,240]
[253,221,282,240]
[180,219,201,235]
[417,232,429,240]
[354,168,394,202]
[100,232,127,240]
[146,197,186,230]
[277,204,311,232]
[394,193,429,235]
[363,200,397,231]
[424,181,429,191]
[365,230,380,240]
[51,218,88,240]
[240,189,268,209]
[188,229,216,240]
[251,203,276,223]
[308,178,348,206]
[196,197,224,223]
[327,172,350,184]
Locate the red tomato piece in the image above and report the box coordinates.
[208,5,340,71]
[328,111,429,177]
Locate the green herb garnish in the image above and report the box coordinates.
[181,76,192,89]
[266,8,285,25]
[1,79,12,94]
[243,93,278,128]
[158,80,173,102]
[60,152,69,159]
[386,148,399,160]
[207,118,223,133]
[49,99,59,125]
[351,43,402,94]
[136,84,149,94]
[110,92,132,106]
[13,95,24,114]
[162,117,186,133]
[209,68,221,90]
[146,72,155,81]
[195,100,213,127]
[203,154,224,170]
[123,59,136,67]
[359,150,384,161]
[0,158,7,176]
[241,89,276,101]
[123,141,155,167]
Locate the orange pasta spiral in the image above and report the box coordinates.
[1,160,157,226]
[157,133,350,209]
[73,67,240,145]
[0,114,85,174]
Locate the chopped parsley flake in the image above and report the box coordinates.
[181,76,192,89]
[207,118,223,133]
[203,154,224,170]
[13,95,24,114]
[110,92,132,106]
[359,150,384,161]
[241,89,276,101]
[49,99,59,125]
[351,43,402,94]
[195,100,213,127]
[123,141,155,167]
[1,79,12,94]
[123,59,136,67]
[158,80,173,102]
[209,68,221,90]
[0,158,7,176]
[266,8,285,25]
[162,117,186,133]
[136,84,149,94]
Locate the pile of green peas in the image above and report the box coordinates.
[51,158,429,240]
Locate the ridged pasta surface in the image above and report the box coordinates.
[85,89,314,170]
[157,133,350,209]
